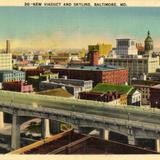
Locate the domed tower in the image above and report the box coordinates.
[144,31,153,54]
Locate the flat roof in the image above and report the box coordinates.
[66,65,126,71]
[37,88,73,98]
[151,84,160,89]
[106,57,148,60]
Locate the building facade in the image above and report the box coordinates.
[132,85,150,105]
[0,70,25,82]
[0,53,12,70]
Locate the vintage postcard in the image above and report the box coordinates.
[0,0,159,160]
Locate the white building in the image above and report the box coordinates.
[115,39,138,57]
[0,53,12,70]
[105,56,159,80]
[127,89,142,106]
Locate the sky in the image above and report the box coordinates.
[0,7,160,49]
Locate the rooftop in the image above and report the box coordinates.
[92,83,132,94]
[66,65,126,71]
[132,80,160,86]
[128,88,137,95]
[37,88,73,98]
[0,70,24,74]
[28,76,39,79]
[151,84,160,89]
[8,129,157,154]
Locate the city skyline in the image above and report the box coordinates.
[0,7,160,49]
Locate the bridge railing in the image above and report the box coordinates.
[0,90,160,115]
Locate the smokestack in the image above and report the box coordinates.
[6,40,10,53]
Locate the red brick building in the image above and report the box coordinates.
[150,84,160,108]
[51,65,128,85]
[2,81,33,93]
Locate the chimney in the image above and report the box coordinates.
[6,40,10,53]
[90,51,99,66]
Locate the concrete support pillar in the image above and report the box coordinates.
[128,136,136,145]
[156,138,160,152]
[0,112,4,128]
[99,129,109,140]
[49,120,61,135]
[41,118,50,138]
[11,114,20,150]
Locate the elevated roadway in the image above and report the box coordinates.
[0,90,159,150]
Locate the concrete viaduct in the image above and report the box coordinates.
[0,90,159,151]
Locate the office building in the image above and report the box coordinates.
[105,56,159,80]
[115,39,138,57]
[0,40,12,70]
[0,53,12,70]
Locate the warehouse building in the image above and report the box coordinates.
[51,65,128,85]
[39,79,92,98]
